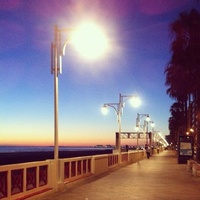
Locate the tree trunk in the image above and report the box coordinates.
[195,90,200,163]
[196,135,200,163]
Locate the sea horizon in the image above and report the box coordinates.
[0,145,114,153]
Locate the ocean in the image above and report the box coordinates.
[0,145,113,153]
[0,145,113,165]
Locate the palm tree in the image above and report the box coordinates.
[165,9,200,162]
[169,102,186,141]
[165,63,190,136]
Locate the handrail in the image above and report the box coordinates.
[0,149,156,200]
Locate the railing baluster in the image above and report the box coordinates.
[0,171,7,198]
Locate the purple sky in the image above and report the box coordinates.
[0,0,197,146]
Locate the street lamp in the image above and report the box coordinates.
[157,131,169,147]
[149,121,155,147]
[186,128,194,135]
[51,23,108,186]
[153,131,168,147]
[135,113,150,146]
[149,121,155,128]
[135,113,150,130]
[102,93,140,153]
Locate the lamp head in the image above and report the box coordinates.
[101,105,108,115]
[135,126,139,131]
[146,114,150,122]
[190,128,194,132]
[130,96,141,107]
[151,123,155,127]
[71,22,109,61]
[150,121,155,127]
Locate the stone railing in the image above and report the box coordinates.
[59,156,93,185]
[0,160,54,200]
[0,150,146,200]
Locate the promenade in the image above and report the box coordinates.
[42,150,200,200]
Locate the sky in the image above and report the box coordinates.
[0,0,198,147]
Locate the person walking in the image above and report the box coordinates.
[146,146,151,159]
[157,147,160,154]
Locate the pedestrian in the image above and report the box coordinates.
[125,145,129,152]
[146,146,151,159]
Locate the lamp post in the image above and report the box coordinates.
[102,93,140,154]
[51,25,61,163]
[153,131,168,148]
[135,126,140,150]
[157,131,169,147]
[51,25,70,186]
[136,113,150,146]
[149,121,155,148]
[153,131,160,147]
[51,23,108,187]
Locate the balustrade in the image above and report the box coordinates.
[62,157,92,182]
[0,161,50,200]
[121,153,128,163]
[0,171,7,198]
[108,154,119,167]
[11,169,23,195]
[0,150,145,200]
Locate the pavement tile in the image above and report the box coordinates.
[42,150,200,200]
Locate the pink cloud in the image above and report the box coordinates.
[138,0,191,15]
[25,0,135,22]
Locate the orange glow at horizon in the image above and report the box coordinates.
[0,139,148,147]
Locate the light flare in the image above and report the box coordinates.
[71,22,109,60]
[130,96,141,108]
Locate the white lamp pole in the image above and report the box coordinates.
[136,113,150,146]
[51,23,109,186]
[149,121,155,147]
[51,25,64,161]
[102,93,140,154]
[51,25,63,187]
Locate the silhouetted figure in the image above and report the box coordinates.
[126,145,129,152]
[146,146,151,159]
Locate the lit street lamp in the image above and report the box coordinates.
[135,113,150,130]
[135,113,150,147]
[154,131,169,147]
[149,121,155,147]
[51,23,108,186]
[186,128,194,135]
[102,93,140,154]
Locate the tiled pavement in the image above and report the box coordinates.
[41,150,200,200]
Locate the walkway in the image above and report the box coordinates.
[42,150,200,200]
